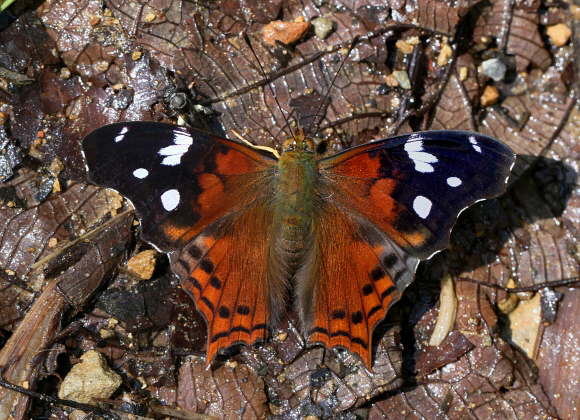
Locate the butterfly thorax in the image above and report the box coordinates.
[274,140,319,268]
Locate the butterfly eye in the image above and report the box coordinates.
[283,138,295,150]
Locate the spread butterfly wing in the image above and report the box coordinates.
[318,131,515,260]
[82,122,281,362]
[295,204,419,367]
[302,131,514,366]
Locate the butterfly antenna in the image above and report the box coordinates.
[305,34,361,137]
[242,31,294,138]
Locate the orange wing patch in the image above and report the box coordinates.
[296,204,418,367]
[320,149,431,255]
[173,203,282,363]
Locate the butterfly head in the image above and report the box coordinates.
[282,128,315,153]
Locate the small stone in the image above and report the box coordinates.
[459,66,469,81]
[392,70,411,90]
[50,157,64,175]
[395,40,414,54]
[481,58,507,82]
[437,43,453,66]
[480,85,499,106]
[89,15,100,26]
[276,332,288,341]
[126,249,158,280]
[95,60,109,73]
[263,21,310,46]
[99,328,114,339]
[58,350,122,404]
[131,51,142,61]
[52,179,61,193]
[48,237,58,248]
[60,68,71,79]
[508,293,542,358]
[111,83,125,91]
[225,360,238,368]
[5,269,15,276]
[311,17,333,40]
[145,13,155,22]
[546,23,571,46]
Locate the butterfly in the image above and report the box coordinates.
[82,122,514,368]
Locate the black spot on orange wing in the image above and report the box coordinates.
[210,276,222,289]
[362,284,373,296]
[218,306,230,318]
[351,311,363,324]
[380,286,396,302]
[200,259,214,274]
[370,266,385,281]
[236,305,251,315]
[331,309,346,319]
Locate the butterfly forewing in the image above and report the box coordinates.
[319,131,515,259]
[83,122,282,363]
[83,122,278,251]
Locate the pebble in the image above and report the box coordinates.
[395,40,414,54]
[311,17,333,39]
[480,85,499,106]
[58,350,122,404]
[437,43,453,66]
[263,21,310,46]
[126,249,158,280]
[482,57,507,82]
[546,23,571,46]
[392,70,411,90]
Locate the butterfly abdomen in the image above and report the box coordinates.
[273,150,320,269]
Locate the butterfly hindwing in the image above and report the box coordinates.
[319,131,515,259]
[296,204,419,366]
[173,202,285,363]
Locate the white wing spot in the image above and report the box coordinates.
[161,189,180,211]
[174,131,194,145]
[114,126,129,142]
[447,177,462,187]
[133,168,149,179]
[158,132,193,166]
[469,136,482,153]
[404,140,438,173]
[413,195,432,219]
